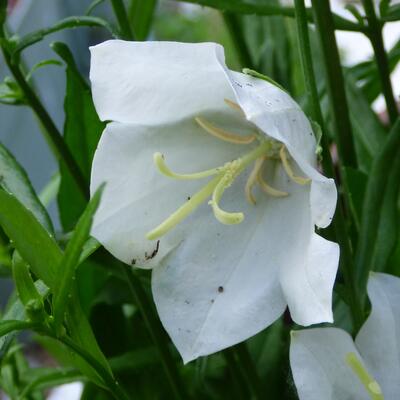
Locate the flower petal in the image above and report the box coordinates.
[355,272,400,398]
[89,40,233,125]
[280,232,339,326]
[152,163,314,363]
[290,328,372,400]
[216,55,337,228]
[90,120,245,267]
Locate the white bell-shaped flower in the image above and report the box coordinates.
[290,272,400,399]
[89,40,339,363]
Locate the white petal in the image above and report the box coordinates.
[90,120,245,267]
[216,60,337,228]
[89,40,233,125]
[152,163,313,363]
[355,272,400,398]
[290,328,372,400]
[280,233,339,326]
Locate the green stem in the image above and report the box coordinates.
[176,0,366,32]
[0,32,88,200]
[311,0,357,169]
[222,11,254,69]
[54,334,130,400]
[294,0,363,329]
[356,118,400,303]
[110,0,135,40]
[120,265,186,400]
[361,0,398,125]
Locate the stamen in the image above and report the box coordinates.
[345,352,384,400]
[245,157,265,205]
[153,152,222,180]
[258,172,289,197]
[195,117,256,145]
[209,165,244,225]
[224,98,245,116]
[146,174,223,240]
[279,146,311,185]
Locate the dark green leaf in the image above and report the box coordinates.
[0,142,53,232]
[0,0,6,27]
[129,0,158,40]
[52,42,105,230]
[11,16,117,58]
[382,3,400,21]
[53,185,104,332]
[0,189,59,287]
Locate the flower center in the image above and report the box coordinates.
[145,100,310,241]
[345,352,384,400]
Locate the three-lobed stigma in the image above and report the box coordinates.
[145,99,310,241]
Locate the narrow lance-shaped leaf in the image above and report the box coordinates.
[11,252,46,323]
[53,184,105,333]
[0,142,53,233]
[53,41,105,230]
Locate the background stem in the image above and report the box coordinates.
[110,0,135,40]
[361,0,398,124]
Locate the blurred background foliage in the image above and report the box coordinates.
[0,0,399,399]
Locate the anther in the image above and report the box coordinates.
[258,172,289,197]
[245,157,265,205]
[153,152,222,180]
[279,146,311,185]
[224,98,245,116]
[195,117,256,145]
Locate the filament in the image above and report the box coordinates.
[279,146,311,185]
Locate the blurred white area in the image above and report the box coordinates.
[47,382,83,400]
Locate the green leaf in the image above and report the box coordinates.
[52,42,105,231]
[0,189,59,287]
[26,58,62,82]
[11,16,117,58]
[11,253,44,309]
[129,0,158,40]
[0,0,6,27]
[53,185,104,333]
[0,142,53,233]
[382,3,400,21]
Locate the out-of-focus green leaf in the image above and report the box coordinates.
[129,0,158,40]
[373,154,400,272]
[0,0,6,27]
[382,3,400,21]
[25,59,62,82]
[0,142,53,232]
[0,77,25,105]
[345,73,386,172]
[11,16,117,58]
[53,185,104,332]
[19,367,85,398]
[38,173,60,207]
[52,42,105,231]
[86,0,106,15]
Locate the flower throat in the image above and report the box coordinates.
[146,99,310,240]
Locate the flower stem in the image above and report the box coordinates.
[310,0,357,169]
[0,33,89,200]
[110,0,135,40]
[361,0,398,125]
[294,0,363,329]
[222,11,254,69]
[120,264,187,400]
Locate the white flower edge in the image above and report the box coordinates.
[290,272,400,399]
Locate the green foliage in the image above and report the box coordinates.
[53,42,105,230]
[0,0,399,398]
